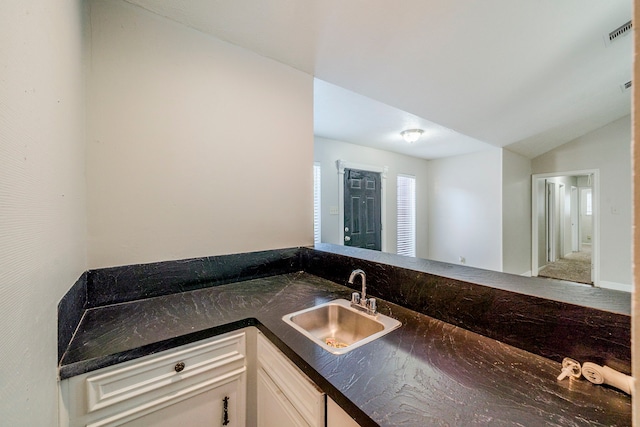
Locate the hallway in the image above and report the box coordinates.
[538,245,592,284]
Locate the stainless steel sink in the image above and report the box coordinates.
[282,299,401,354]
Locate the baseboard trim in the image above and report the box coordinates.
[598,281,632,293]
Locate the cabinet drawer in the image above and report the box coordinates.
[86,331,246,413]
[257,333,324,427]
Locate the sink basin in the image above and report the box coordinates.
[282,299,401,354]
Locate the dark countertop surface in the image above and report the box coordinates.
[59,272,631,426]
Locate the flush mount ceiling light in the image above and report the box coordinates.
[401,129,424,143]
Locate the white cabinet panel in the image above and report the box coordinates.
[256,333,324,427]
[327,397,360,427]
[117,375,242,427]
[86,332,246,413]
[257,368,309,427]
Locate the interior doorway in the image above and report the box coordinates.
[531,170,598,285]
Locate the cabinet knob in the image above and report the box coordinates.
[174,362,185,373]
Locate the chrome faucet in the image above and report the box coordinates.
[348,269,376,315]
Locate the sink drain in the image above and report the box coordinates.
[325,337,349,349]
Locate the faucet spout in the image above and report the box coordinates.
[348,269,366,301]
[348,269,376,315]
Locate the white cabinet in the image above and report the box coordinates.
[327,398,360,427]
[257,368,311,427]
[256,332,325,427]
[60,327,363,427]
[60,330,248,427]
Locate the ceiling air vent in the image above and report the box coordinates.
[605,20,632,45]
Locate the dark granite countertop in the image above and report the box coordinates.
[312,244,631,316]
[59,272,631,426]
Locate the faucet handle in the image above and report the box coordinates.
[351,292,361,305]
[367,298,376,314]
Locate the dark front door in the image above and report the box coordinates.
[344,168,382,251]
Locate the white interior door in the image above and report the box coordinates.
[571,186,578,252]
[559,184,565,257]
[545,181,556,262]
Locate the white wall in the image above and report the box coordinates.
[87,0,314,268]
[502,149,532,275]
[314,137,429,258]
[0,1,87,425]
[427,148,503,271]
[532,115,631,288]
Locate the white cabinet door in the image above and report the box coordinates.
[119,376,242,427]
[257,368,310,427]
[256,333,325,427]
[327,397,360,427]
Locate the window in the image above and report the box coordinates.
[585,190,592,216]
[397,175,416,257]
[313,163,321,245]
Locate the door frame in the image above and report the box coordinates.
[531,169,599,286]
[336,160,388,252]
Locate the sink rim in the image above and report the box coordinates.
[282,299,401,355]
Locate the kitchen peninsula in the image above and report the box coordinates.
[58,246,631,426]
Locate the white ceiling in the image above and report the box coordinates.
[125,0,632,159]
[314,79,495,159]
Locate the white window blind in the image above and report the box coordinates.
[397,175,416,257]
[313,163,321,245]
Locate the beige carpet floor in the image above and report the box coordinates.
[538,247,592,284]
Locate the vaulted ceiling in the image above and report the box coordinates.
[125,0,632,159]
